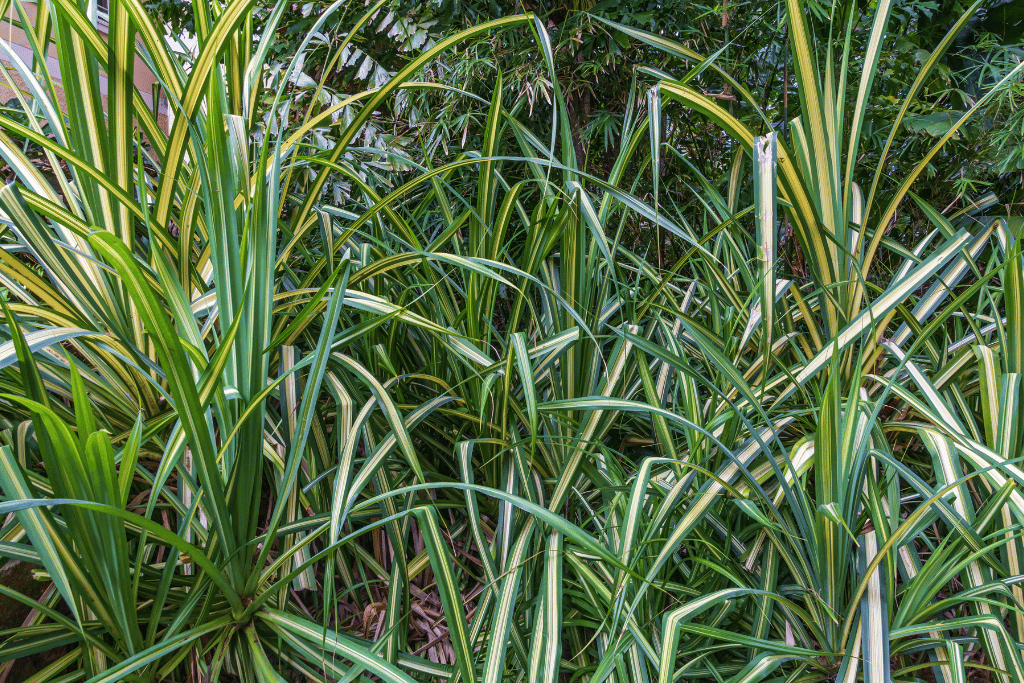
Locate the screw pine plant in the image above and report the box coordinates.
[0,0,1023,681]
[597,0,1024,680]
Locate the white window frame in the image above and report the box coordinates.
[94,0,109,31]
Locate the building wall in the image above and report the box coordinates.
[0,1,170,132]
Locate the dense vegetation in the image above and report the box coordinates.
[0,0,1023,681]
